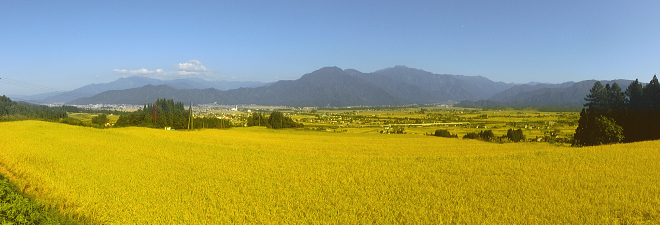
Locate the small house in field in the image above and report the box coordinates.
[165,127,171,131]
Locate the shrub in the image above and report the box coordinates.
[463,130,495,141]
[463,132,479,139]
[434,129,458,138]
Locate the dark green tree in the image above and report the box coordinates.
[506,128,525,142]
[621,79,644,142]
[266,111,303,129]
[247,112,269,127]
[584,81,607,113]
[642,75,660,108]
[573,109,593,146]
[641,75,660,140]
[479,130,495,140]
[114,99,191,129]
[91,114,109,125]
[463,132,479,139]
[434,129,458,138]
[625,79,644,108]
[593,116,624,145]
[268,111,284,129]
[574,110,624,146]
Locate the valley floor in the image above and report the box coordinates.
[0,121,658,224]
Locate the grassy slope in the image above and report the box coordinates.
[0,174,76,224]
[0,120,658,224]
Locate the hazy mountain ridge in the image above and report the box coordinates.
[25,77,268,103]
[69,66,520,106]
[63,66,637,108]
[477,79,635,109]
[371,66,515,101]
[488,82,577,102]
[343,68,440,103]
[69,67,402,106]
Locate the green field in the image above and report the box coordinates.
[1,120,659,224]
[67,113,120,124]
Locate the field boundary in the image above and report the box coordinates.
[0,155,100,224]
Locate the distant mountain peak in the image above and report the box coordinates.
[343,69,362,75]
[316,66,343,72]
[299,67,347,80]
[375,65,431,75]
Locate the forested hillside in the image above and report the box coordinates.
[0,95,68,121]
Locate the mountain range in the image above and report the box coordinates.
[12,65,639,108]
[489,79,633,107]
[68,66,519,106]
[19,77,267,103]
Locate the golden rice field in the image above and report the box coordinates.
[1,120,659,224]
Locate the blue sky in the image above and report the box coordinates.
[1,1,659,95]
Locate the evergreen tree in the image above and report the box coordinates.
[114,99,193,129]
[576,81,629,146]
[268,111,284,129]
[622,79,644,142]
[641,75,660,140]
[247,112,269,127]
[266,111,303,129]
[608,83,625,112]
[584,81,606,113]
[479,130,495,140]
[506,128,525,142]
[91,114,109,125]
[643,75,660,108]
[625,79,644,108]
[573,109,592,146]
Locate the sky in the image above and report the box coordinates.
[1,1,659,95]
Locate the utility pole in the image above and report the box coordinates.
[188,102,193,129]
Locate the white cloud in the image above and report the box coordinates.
[113,60,215,79]
[175,59,210,75]
[113,68,163,75]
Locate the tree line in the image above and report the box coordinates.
[1,95,68,121]
[432,128,524,142]
[115,99,231,129]
[1,95,129,124]
[574,75,660,146]
[246,111,304,129]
